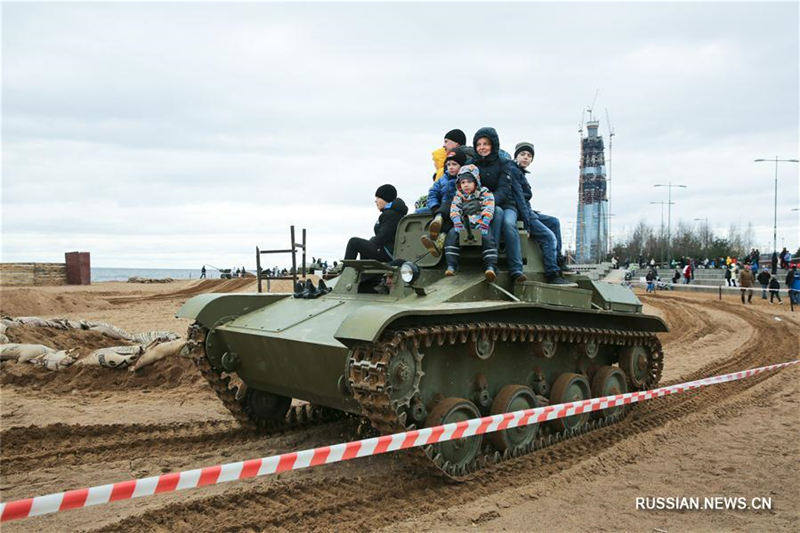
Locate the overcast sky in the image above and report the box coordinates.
[2,1,798,269]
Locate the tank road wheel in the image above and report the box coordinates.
[243,388,291,424]
[549,373,591,432]
[488,385,539,453]
[590,366,628,420]
[426,398,483,472]
[619,345,650,390]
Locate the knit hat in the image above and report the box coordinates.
[514,141,535,159]
[375,184,397,202]
[445,148,467,166]
[444,128,467,146]
[457,165,479,183]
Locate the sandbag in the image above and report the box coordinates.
[77,345,143,369]
[0,334,8,344]
[29,350,76,371]
[131,330,179,345]
[16,317,64,329]
[130,339,186,371]
[84,322,134,341]
[0,319,12,335]
[0,343,56,362]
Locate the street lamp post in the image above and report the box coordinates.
[694,217,710,251]
[754,157,799,257]
[654,182,687,265]
[651,201,673,265]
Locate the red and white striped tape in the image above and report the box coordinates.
[2,359,797,523]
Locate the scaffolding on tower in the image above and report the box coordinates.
[575,100,609,264]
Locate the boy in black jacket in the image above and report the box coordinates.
[344,184,408,262]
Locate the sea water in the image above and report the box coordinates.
[91,267,222,282]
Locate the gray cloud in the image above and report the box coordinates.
[2,2,798,268]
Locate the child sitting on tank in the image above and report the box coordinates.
[420,147,467,256]
[444,165,498,282]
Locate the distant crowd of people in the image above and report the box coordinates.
[640,249,799,306]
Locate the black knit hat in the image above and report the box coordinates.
[514,142,535,159]
[444,128,467,146]
[375,184,397,202]
[445,148,467,166]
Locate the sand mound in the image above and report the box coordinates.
[1,354,201,392]
[108,278,256,303]
[0,288,113,316]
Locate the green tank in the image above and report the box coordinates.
[177,214,667,478]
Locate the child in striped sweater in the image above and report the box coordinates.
[444,165,499,282]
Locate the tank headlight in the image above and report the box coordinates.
[400,262,420,285]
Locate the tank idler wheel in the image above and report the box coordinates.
[532,338,557,359]
[619,345,650,389]
[549,373,591,432]
[590,366,628,420]
[243,388,291,423]
[468,335,495,360]
[488,385,539,453]
[425,397,483,471]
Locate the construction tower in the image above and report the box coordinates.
[575,119,608,263]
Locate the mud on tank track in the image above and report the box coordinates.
[1,294,797,532]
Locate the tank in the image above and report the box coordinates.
[177,213,667,478]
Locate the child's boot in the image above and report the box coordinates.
[421,233,446,257]
[429,214,443,239]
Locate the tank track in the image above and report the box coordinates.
[347,322,663,480]
[186,323,343,432]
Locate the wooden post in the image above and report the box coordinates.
[302,228,307,278]
[290,225,297,288]
[256,246,262,293]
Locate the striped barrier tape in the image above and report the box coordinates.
[1,359,798,523]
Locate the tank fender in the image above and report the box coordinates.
[334,305,400,346]
[334,302,668,346]
[176,293,289,328]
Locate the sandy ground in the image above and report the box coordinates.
[0,280,798,532]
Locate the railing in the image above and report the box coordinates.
[255,226,307,293]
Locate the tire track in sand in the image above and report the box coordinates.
[0,417,357,476]
[91,296,798,533]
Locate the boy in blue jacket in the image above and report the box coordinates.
[421,148,467,256]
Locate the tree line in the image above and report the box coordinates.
[608,220,799,264]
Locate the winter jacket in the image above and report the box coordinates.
[370,198,408,255]
[432,147,447,181]
[738,269,754,288]
[450,175,495,234]
[768,278,780,290]
[426,170,458,212]
[471,127,516,210]
[787,269,800,290]
[756,270,771,285]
